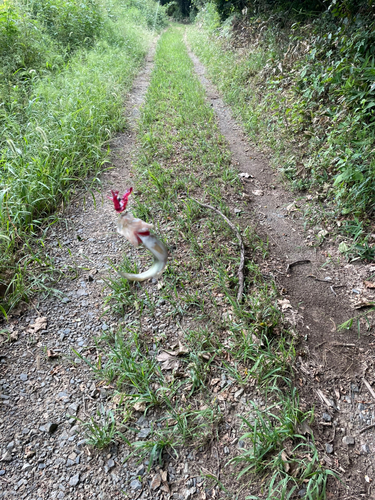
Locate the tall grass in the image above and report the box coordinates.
[0,0,166,313]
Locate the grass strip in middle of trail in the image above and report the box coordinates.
[86,26,335,499]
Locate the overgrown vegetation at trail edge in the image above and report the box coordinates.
[0,0,167,315]
[188,1,375,260]
[78,27,335,499]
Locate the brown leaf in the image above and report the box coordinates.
[9,331,18,342]
[27,316,47,334]
[151,473,161,490]
[278,298,292,311]
[47,349,60,359]
[353,300,375,310]
[161,483,170,493]
[281,450,290,472]
[160,470,168,482]
[210,378,220,386]
[133,401,146,412]
[364,281,375,289]
[156,351,180,371]
[217,391,229,401]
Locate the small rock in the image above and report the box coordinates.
[298,489,306,498]
[22,463,33,472]
[67,403,79,417]
[183,487,196,499]
[0,470,5,476]
[325,443,333,454]
[69,473,80,487]
[138,428,151,439]
[342,435,355,446]
[322,413,331,422]
[6,441,14,450]
[224,446,230,454]
[105,459,115,473]
[136,464,145,476]
[1,451,12,462]
[234,388,244,399]
[38,463,46,470]
[45,423,58,434]
[361,443,370,454]
[20,374,28,381]
[130,479,142,490]
[69,425,80,436]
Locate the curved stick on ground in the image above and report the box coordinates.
[109,189,168,282]
[189,197,245,302]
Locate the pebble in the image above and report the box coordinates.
[105,459,115,473]
[130,479,142,490]
[67,403,79,417]
[20,374,28,381]
[22,463,33,472]
[138,428,151,439]
[69,473,80,487]
[361,443,370,454]
[1,451,12,462]
[322,413,331,422]
[44,423,59,434]
[342,435,355,446]
[0,470,5,476]
[325,443,333,454]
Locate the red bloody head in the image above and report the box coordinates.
[109,187,133,213]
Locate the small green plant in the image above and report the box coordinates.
[81,406,117,449]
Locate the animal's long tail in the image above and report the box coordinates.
[118,232,168,282]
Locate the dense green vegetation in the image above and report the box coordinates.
[188,1,375,258]
[0,0,167,313]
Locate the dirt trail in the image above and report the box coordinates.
[185,37,375,498]
[0,28,374,500]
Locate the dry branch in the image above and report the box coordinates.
[189,197,245,302]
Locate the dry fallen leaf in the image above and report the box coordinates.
[278,298,293,311]
[281,450,290,472]
[156,351,180,371]
[47,349,60,359]
[133,401,146,412]
[364,281,375,289]
[286,201,299,212]
[353,300,375,310]
[151,473,161,490]
[210,378,220,386]
[160,470,168,483]
[10,331,18,342]
[27,317,47,334]
[252,189,264,196]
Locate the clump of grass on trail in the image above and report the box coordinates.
[82,26,335,499]
[186,5,375,260]
[0,0,166,314]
